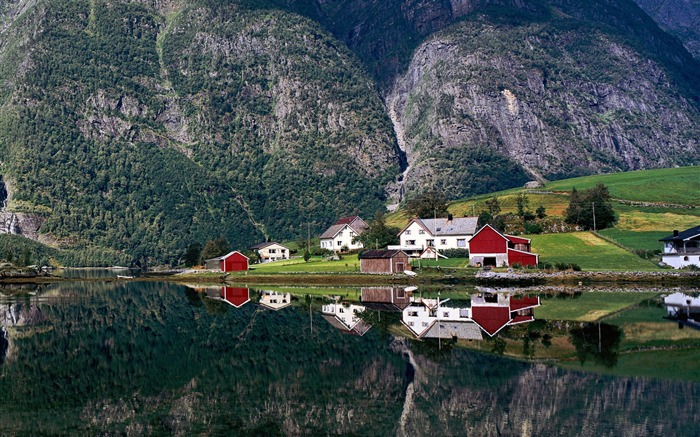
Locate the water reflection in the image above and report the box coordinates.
[321,300,372,336]
[664,291,700,330]
[0,281,698,435]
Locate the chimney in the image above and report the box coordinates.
[447,213,453,222]
[673,230,679,237]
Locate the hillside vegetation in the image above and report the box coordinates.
[0,0,698,264]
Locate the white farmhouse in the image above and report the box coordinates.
[319,216,368,252]
[659,225,700,268]
[390,216,478,256]
[249,242,290,263]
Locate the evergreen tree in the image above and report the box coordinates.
[565,184,615,230]
[201,237,230,260]
[404,190,448,218]
[356,211,400,249]
[184,243,203,267]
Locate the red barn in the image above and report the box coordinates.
[221,286,250,308]
[468,225,538,267]
[205,250,249,272]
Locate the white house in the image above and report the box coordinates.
[249,242,290,263]
[389,216,478,256]
[659,225,700,268]
[319,216,368,251]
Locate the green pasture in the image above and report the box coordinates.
[528,232,660,270]
[535,292,658,321]
[249,255,361,273]
[544,166,700,205]
[412,257,470,268]
[560,348,700,382]
[596,229,667,252]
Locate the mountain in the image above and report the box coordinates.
[633,0,700,58]
[0,0,698,264]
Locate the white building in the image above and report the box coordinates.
[249,242,290,263]
[659,225,700,268]
[321,301,371,335]
[319,216,368,252]
[390,216,478,256]
[259,291,292,311]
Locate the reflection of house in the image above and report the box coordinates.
[402,298,483,340]
[319,216,368,251]
[321,302,371,335]
[659,225,700,269]
[391,216,479,257]
[204,250,249,272]
[468,224,538,267]
[259,291,292,311]
[402,292,540,339]
[664,292,700,329]
[249,242,290,263]
[359,250,411,274]
[361,287,413,311]
[206,286,250,308]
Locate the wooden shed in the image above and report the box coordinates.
[204,250,249,272]
[359,250,411,274]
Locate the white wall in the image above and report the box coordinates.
[399,222,470,250]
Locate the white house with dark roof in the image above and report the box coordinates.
[389,216,479,256]
[321,302,371,336]
[319,216,368,251]
[249,242,289,263]
[659,225,700,268]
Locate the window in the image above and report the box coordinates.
[419,230,425,235]
[408,311,418,317]
[440,239,447,245]
[408,321,414,326]
[443,311,449,317]
[269,249,277,254]
[339,231,343,237]
[405,230,411,235]
[422,322,429,327]
[427,239,434,247]
[337,241,342,246]
[407,240,416,245]
[457,239,466,248]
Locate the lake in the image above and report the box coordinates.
[1,281,698,435]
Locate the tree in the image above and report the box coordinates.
[184,242,203,267]
[565,184,615,230]
[536,205,547,219]
[404,189,448,218]
[484,197,501,216]
[356,211,400,249]
[303,249,310,262]
[201,236,230,261]
[515,193,529,217]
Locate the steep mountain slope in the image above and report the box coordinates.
[633,0,700,58]
[0,0,401,263]
[384,5,700,200]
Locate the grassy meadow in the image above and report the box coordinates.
[534,292,659,321]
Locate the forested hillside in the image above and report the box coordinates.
[0,0,698,265]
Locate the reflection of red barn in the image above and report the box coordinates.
[471,294,540,336]
[221,286,250,308]
[205,251,249,272]
[468,225,538,267]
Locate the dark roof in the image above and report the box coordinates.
[336,216,360,225]
[249,242,287,250]
[660,225,700,242]
[359,250,407,259]
[471,306,511,336]
[320,217,368,239]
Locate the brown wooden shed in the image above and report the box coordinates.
[359,250,411,274]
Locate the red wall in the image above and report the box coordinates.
[470,226,508,254]
[507,249,538,266]
[222,252,248,272]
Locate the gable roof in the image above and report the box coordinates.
[221,287,250,308]
[472,223,509,242]
[471,306,511,336]
[505,235,531,245]
[359,249,407,259]
[400,217,479,237]
[320,217,368,239]
[249,242,288,250]
[421,320,484,340]
[660,225,700,242]
[204,250,249,263]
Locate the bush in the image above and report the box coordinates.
[440,248,470,258]
[538,262,553,270]
[311,247,332,256]
[555,262,581,271]
[511,262,522,269]
[524,222,543,234]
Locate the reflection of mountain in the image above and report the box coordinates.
[404,349,700,436]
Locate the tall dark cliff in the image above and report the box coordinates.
[0,0,698,262]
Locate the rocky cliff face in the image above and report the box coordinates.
[634,0,700,58]
[386,12,700,199]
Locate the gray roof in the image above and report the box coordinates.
[320,221,366,240]
[417,217,478,236]
[422,321,483,340]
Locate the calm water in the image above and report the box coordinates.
[1,281,698,436]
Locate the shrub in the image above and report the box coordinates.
[440,248,470,258]
[311,247,332,256]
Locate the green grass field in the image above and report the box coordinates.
[528,232,660,270]
[596,229,668,252]
[249,255,362,273]
[544,166,700,205]
[535,292,658,321]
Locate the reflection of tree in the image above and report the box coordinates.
[357,310,400,340]
[570,323,623,368]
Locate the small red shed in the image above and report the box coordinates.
[205,251,249,272]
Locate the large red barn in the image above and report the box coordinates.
[468,225,538,267]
